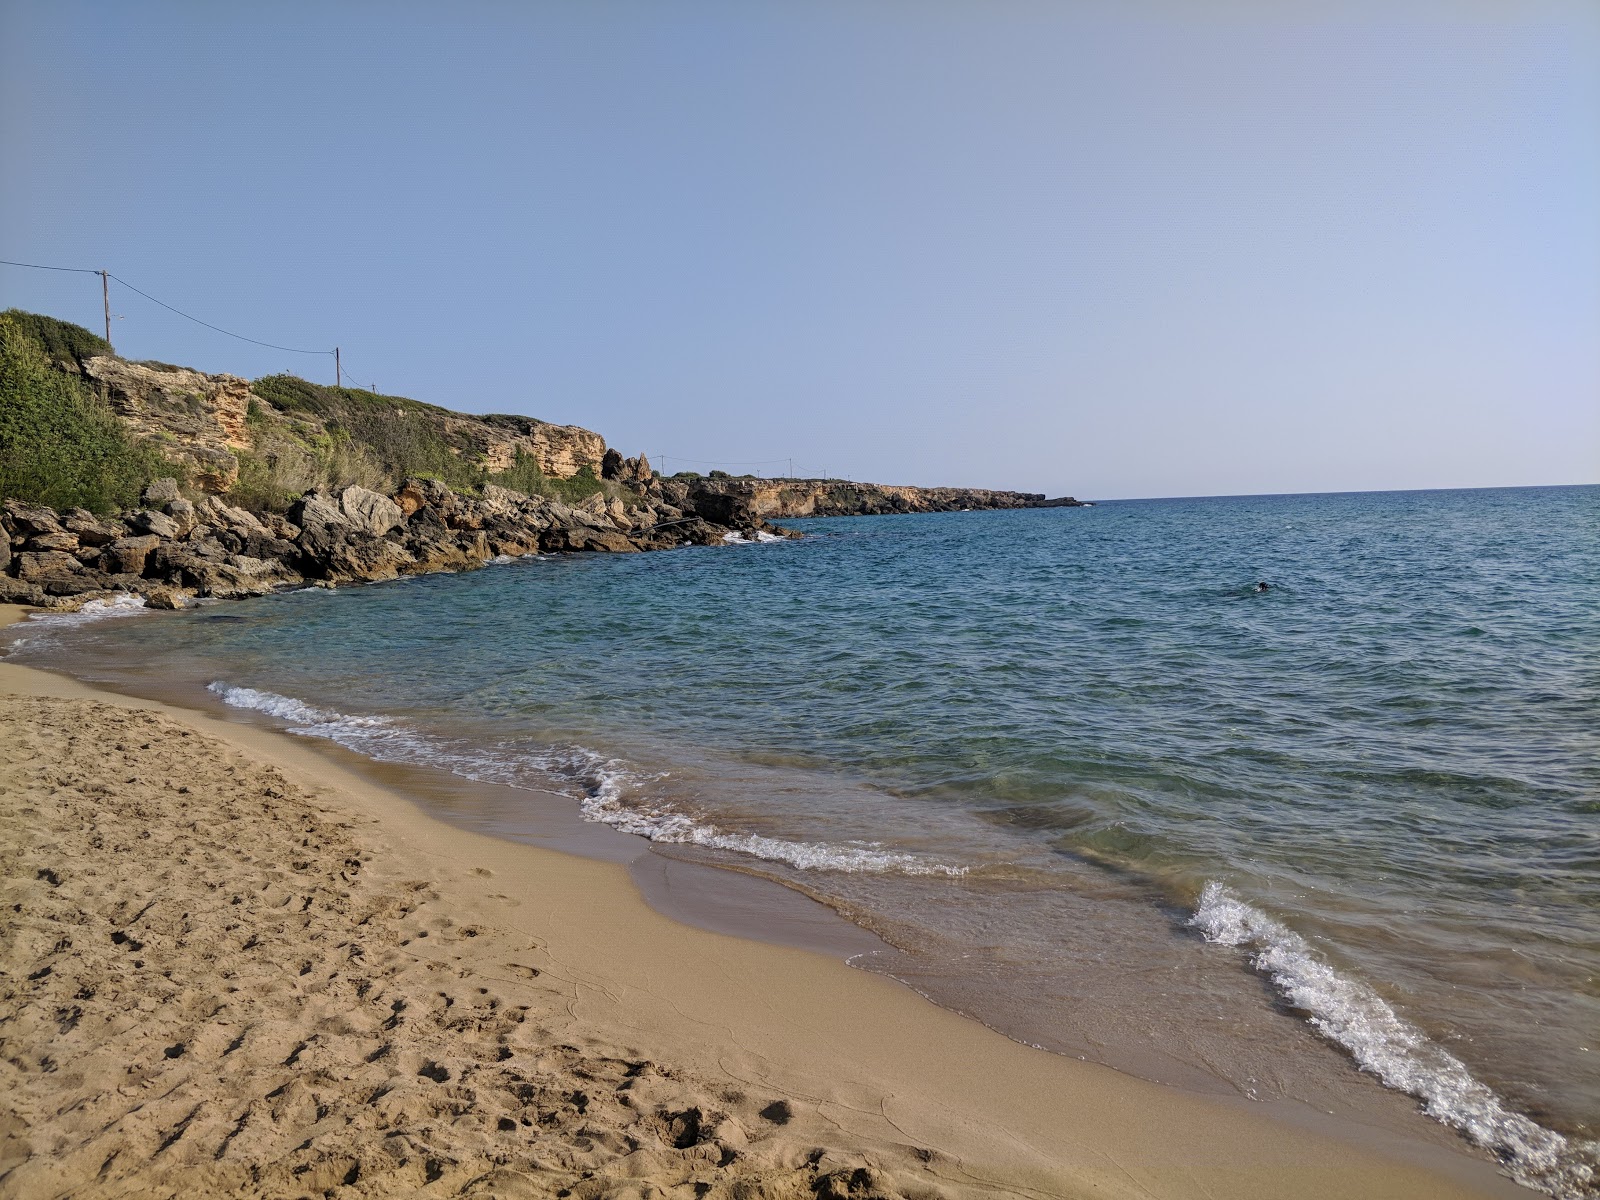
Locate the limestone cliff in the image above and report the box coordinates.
[83,357,252,493]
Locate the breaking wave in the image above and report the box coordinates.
[1192,882,1598,1198]
[207,683,965,879]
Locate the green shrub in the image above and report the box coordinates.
[489,452,607,506]
[250,375,486,492]
[0,309,112,366]
[0,313,170,512]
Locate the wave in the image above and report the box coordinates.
[207,683,965,879]
[721,531,786,545]
[1192,882,1598,1199]
[24,592,152,626]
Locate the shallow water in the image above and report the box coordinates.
[13,485,1598,1196]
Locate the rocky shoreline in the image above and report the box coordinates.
[1,469,1083,611]
[0,471,786,609]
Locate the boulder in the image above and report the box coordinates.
[338,485,403,538]
[395,477,452,519]
[25,530,79,554]
[2,501,63,539]
[577,492,609,517]
[129,509,181,540]
[141,477,182,506]
[601,448,626,480]
[165,496,197,535]
[105,535,162,576]
[0,578,43,605]
[61,511,125,546]
[196,495,267,536]
[142,585,192,610]
[0,536,9,574]
[15,551,87,584]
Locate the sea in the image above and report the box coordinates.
[9,484,1597,1197]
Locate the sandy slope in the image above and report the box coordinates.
[0,619,1523,1199]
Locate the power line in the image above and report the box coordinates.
[657,453,792,466]
[3,257,336,356]
[0,258,99,274]
[107,273,332,356]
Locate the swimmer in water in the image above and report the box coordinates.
[1255,581,1270,593]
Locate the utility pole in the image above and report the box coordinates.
[335,346,341,388]
[99,270,111,350]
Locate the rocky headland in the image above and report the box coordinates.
[0,309,1078,610]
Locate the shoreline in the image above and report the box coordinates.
[0,604,1530,1198]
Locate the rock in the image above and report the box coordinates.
[338,485,403,538]
[395,478,452,520]
[196,495,267,536]
[601,448,626,480]
[15,551,87,584]
[141,477,182,506]
[128,509,181,540]
[620,453,653,485]
[25,530,79,553]
[142,585,191,610]
[2,501,64,538]
[576,492,609,517]
[61,511,125,546]
[0,578,43,605]
[264,513,299,541]
[0,536,9,574]
[165,497,197,534]
[105,535,162,576]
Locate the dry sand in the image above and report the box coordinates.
[0,607,1527,1199]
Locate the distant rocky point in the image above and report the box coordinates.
[0,309,1081,610]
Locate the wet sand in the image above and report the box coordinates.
[0,605,1528,1199]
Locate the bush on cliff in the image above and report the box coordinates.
[490,452,607,506]
[0,313,171,512]
[0,308,112,367]
[250,375,486,493]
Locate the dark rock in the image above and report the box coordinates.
[601,448,625,480]
[0,535,9,575]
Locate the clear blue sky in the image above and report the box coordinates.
[3,1,1596,499]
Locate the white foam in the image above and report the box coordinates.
[1192,882,1598,1198]
[207,683,967,880]
[561,751,966,876]
[721,531,786,545]
[25,592,151,626]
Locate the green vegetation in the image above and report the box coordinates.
[0,308,112,367]
[250,375,486,493]
[0,313,172,512]
[491,453,607,506]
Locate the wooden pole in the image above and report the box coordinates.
[335,346,341,388]
[100,270,111,351]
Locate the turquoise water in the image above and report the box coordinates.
[15,485,1598,1195]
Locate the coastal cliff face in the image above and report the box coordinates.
[662,477,1059,519]
[82,357,252,494]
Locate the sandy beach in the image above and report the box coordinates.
[0,605,1527,1200]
